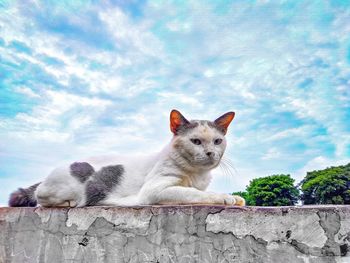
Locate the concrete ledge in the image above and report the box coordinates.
[0,205,349,263]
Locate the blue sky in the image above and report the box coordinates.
[1,0,350,206]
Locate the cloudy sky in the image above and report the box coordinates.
[1,0,350,206]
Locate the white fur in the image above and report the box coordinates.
[35,120,242,207]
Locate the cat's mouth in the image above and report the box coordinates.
[195,157,218,168]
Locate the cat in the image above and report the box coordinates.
[9,110,245,207]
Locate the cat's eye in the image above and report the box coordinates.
[190,138,202,145]
[214,138,223,145]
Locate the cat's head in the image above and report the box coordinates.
[170,109,235,171]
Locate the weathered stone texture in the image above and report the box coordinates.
[0,205,349,263]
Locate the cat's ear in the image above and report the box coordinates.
[214,112,235,135]
[170,109,190,135]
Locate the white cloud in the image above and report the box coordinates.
[261,148,282,160]
[158,91,203,108]
[13,86,40,98]
[99,7,165,58]
[265,126,310,142]
[166,20,192,33]
[14,90,111,127]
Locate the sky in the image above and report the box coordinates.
[1,0,350,206]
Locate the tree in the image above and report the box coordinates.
[234,174,300,206]
[300,163,350,205]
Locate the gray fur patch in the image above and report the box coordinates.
[176,121,199,135]
[177,120,225,135]
[207,121,226,134]
[70,162,95,183]
[85,165,124,206]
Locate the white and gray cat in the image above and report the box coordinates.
[9,110,245,207]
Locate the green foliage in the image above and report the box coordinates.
[232,163,350,206]
[234,174,300,206]
[300,163,350,205]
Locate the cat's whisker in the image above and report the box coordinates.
[223,162,236,176]
[225,165,235,178]
[222,156,236,167]
[219,163,231,187]
[220,159,236,178]
[219,162,233,178]
[221,157,239,176]
[219,162,236,189]
[219,163,230,189]
[223,163,233,177]
[219,163,228,179]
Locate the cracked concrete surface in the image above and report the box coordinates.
[0,205,349,263]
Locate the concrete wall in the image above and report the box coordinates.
[0,205,349,263]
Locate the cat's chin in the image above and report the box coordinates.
[195,161,219,170]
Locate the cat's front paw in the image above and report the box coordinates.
[221,194,236,205]
[213,194,246,206]
[232,195,246,206]
[210,193,236,205]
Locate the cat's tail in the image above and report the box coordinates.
[8,183,41,207]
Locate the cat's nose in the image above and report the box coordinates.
[206,152,214,157]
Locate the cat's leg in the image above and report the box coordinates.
[152,186,239,205]
[35,163,93,207]
[138,178,244,206]
[231,195,246,206]
[84,165,125,206]
[99,194,140,206]
[36,180,83,208]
